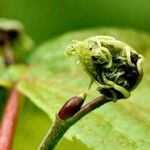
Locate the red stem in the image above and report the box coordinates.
[0,87,20,150]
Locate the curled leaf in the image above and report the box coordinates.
[66,36,144,100]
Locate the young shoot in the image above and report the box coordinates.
[66,36,144,101]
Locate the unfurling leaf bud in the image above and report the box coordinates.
[0,18,33,49]
[58,92,86,120]
[66,36,144,101]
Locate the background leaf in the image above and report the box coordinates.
[13,28,150,149]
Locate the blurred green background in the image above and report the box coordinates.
[0,1,150,150]
[0,0,150,44]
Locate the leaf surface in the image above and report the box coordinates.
[1,28,150,150]
[18,28,150,150]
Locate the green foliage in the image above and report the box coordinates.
[1,28,150,149]
[1,0,150,43]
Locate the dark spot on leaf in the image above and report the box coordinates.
[131,53,139,64]
[122,65,139,90]
[89,47,93,51]
[92,56,98,61]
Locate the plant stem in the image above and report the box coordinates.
[39,95,110,150]
[0,87,20,150]
[68,95,109,124]
[39,116,71,150]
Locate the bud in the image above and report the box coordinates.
[66,36,144,100]
[0,18,33,49]
[0,18,33,65]
[58,92,86,120]
[0,19,23,46]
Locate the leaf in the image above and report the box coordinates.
[13,99,51,150]
[0,64,27,88]
[12,28,150,149]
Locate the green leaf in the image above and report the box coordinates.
[16,28,150,149]
[0,64,27,88]
[13,99,51,150]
